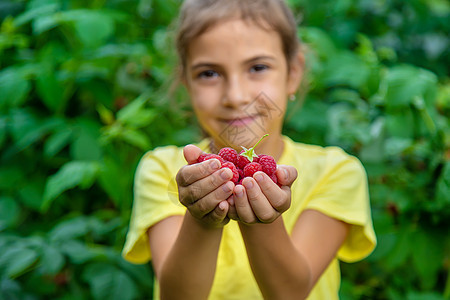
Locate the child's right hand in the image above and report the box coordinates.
[176,144,235,228]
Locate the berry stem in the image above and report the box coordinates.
[240,134,269,162]
[252,134,269,149]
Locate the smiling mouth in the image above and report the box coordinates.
[221,115,259,126]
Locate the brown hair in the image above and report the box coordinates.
[175,0,301,77]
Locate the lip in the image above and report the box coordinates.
[221,115,258,126]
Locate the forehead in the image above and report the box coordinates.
[186,19,284,64]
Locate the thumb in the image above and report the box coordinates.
[183,144,204,165]
[276,165,298,187]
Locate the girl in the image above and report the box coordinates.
[123,0,376,299]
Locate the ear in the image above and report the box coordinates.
[286,51,305,95]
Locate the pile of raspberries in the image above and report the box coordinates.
[197,148,279,186]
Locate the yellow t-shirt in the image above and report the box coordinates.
[122,136,377,299]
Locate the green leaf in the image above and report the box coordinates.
[58,240,96,264]
[383,65,438,110]
[407,291,446,300]
[38,244,65,275]
[13,3,60,27]
[435,162,450,208]
[82,263,138,300]
[0,117,6,148]
[70,119,102,161]
[322,51,370,90]
[121,129,151,150]
[384,227,411,270]
[0,67,31,110]
[411,230,444,290]
[0,197,20,231]
[0,247,39,278]
[385,112,415,139]
[116,92,155,128]
[98,157,128,207]
[36,66,66,112]
[0,167,24,191]
[42,161,100,211]
[49,216,90,242]
[384,137,413,157]
[59,10,115,48]
[0,278,23,300]
[18,182,45,211]
[44,128,73,158]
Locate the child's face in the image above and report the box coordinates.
[184,19,301,149]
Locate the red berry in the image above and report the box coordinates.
[259,155,276,175]
[270,173,278,184]
[197,153,210,163]
[243,162,262,178]
[221,162,239,184]
[238,168,244,180]
[237,150,251,169]
[203,154,225,164]
[218,147,238,165]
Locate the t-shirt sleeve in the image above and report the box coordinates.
[304,148,377,263]
[122,150,186,264]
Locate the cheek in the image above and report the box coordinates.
[254,83,288,114]
[189,86,220,115]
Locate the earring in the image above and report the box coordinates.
[289,94,296,101]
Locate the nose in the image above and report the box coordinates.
[221,75,250,108]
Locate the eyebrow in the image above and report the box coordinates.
[190,55,276,71]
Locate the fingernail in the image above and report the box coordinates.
[222,181,232,192]
[282,168,288,181]
[244,179,254,189]
[210,159,220,170]
[254,173,264,182]
[220,169,230,180]
[228,197,235,206]
[235,187,244,197]
[219,201,227,211]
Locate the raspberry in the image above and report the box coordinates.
[244,162,262,178]
[203,154,225,164]
[259,155,276,175]
[218,147,238,165]
[269,173,278,184]
[237,150,251,169]
[238,168,244,180]
[221,162,239,184]
[197,153,210,163]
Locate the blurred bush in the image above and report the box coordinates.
[0,0,448,299]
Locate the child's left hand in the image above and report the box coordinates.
[227,165,298,224]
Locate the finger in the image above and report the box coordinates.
[202,201,230,226]
[243,177,277,223]
[176,158,222,187]
[276,165,298,187]
[233,183,258,224]
[183,144,204,165]
[179,167,233,204]
[188,181,234,218]
[226,195,239,220]
[253,171,290,212]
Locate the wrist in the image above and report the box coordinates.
[186,209,229,231]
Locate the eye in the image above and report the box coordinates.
[250,64,269,73]
[198,70,219,79]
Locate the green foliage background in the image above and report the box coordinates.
[0,0,449,299]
